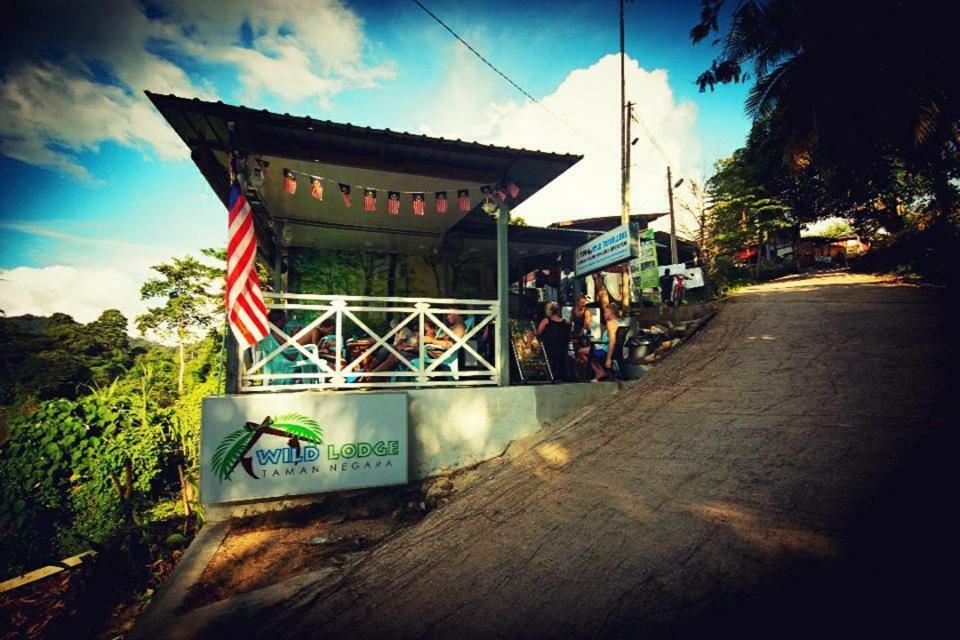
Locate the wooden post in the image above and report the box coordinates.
[496,202,510,387]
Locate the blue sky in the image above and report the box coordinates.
[0,0,750,323]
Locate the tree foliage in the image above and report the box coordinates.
[691,0,959,230]
[0,392,175,576]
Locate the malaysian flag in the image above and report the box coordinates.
[283,169,297,195]
[435,191,448,214]
[310,176,323,201]
[226,182,268,350]
[256,157,269,179]
[363,188,377,212]
[412,192,425,216]
[457,189,470,212]
[339,183,352,207]
[387,191,400,215]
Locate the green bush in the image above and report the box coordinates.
[0,393,176,578]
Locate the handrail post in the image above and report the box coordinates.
[496,202,510,387]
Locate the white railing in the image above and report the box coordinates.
[241,293,500,392]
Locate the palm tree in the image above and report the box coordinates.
[211,413,324,481]
[691,0,959,222]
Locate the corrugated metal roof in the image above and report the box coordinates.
[145,92,582,204]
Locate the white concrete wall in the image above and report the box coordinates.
[202,382,620,511]
[386,383,619,479]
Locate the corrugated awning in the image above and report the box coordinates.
[146,92,584,258]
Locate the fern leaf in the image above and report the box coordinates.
[211,428,256,481]
[272,413,324,444]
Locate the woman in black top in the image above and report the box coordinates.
[537,301,571,382]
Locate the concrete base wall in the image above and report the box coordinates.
[202,382,619,520]
[631,302,717,327]
[408,382,619,479]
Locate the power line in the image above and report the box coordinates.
[410,0,615,154]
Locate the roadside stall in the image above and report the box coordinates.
[148,93,614,510]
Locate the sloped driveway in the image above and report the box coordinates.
[217,272,953,638]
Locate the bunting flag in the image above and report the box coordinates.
[264,169,511,217]
[256,157,269,179]
[309,176,324,201]
[363,188,377,212]
[283,168,297,194]
[226,182,268,350]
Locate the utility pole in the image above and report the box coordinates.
[621,101,634,308]
[667,166,679,265]
[620,0,627,226]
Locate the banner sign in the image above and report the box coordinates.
[630,227,660,296]
[508,319,554,383]
[200,393,408,504]
[575,223,638,276]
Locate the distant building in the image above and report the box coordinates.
[796,234,870,268]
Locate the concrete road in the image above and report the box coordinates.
[236,272,954,638]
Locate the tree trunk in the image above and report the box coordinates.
[387,254,398,297]
[755,230,764,278]
[177,464,192,518]
[931,166,956,223]
[177,333,186,396]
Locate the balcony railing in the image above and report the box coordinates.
[241,293,500,392]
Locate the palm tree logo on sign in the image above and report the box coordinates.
[211,413,324,482]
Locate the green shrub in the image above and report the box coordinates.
[0,393,176,578]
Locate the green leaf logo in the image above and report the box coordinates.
[210,414,324,482]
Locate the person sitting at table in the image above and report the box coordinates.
[259,309,313,384]
[312,318,337,353]
[426,312,466,353]
[366,319,419,377]
[572,334,594,381]
[590,302,626,382]
[537,301,571,382]
[570,294,592,337]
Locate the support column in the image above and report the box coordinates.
[496,202,510,387]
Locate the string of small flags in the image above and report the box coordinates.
[275,164,519,216]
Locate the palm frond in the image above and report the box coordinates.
[271,413,324,444]
[211,428,257,481]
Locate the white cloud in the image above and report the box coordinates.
[0,0,392,177]
[418,53,702,228]
[0,61,188,180]
[162,0,395,106]
[0,265,147,330]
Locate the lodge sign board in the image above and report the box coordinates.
[200,392,408,504]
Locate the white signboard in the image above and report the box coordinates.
[575,223,637,276]
[658,263,705,289]
[200,393,408,504]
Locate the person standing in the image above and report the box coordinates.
[659,268,674,306]
[570,294,592,338]
[538,302,571,382]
